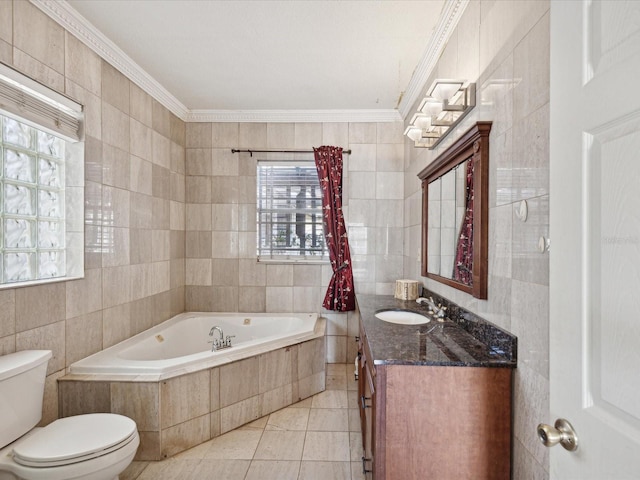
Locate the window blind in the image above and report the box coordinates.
[0,63,82,142]
[257,161,327,260]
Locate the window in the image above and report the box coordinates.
[0,63,83,287]
[257,161,328,262]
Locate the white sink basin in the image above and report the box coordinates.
[374,310,431,325]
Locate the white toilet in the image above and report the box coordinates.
[0,350,139,480]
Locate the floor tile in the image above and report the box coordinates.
[299,460,351,479]
[171,440,210,460]
[245,460,300,480]
[254,430,306,460]
[307,407,349,432]
[265,406,310,431]
[120,461,148,480]
[349,431,364,462]
[302,431,351,461]
[326,364,346,375]
[310,389,348,409]
[202,429,263,459]
[326,373,348,390]
[347,390,359,409]
[348,408,361,432]
[351,460,367,480]
[137,458,200,480]
[193,459,250,479]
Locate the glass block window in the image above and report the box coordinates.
[257,161,328,261]
[0,114,67,282]
[0,63,83,288]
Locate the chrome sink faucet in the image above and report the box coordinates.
[416,296,447,320]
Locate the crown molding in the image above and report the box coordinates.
[187,109,402,123]
[32,0,427,124]
[397,0,469,120]
[31,0,190,120]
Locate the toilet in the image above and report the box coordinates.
[0,350,139,480]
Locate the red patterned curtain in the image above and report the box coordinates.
[453,160,474,284]
[314,146,356,311]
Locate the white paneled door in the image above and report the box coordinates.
[550,0,640,478]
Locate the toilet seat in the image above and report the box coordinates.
[12,414,137,468]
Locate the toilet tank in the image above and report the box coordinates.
[0,350,52,449]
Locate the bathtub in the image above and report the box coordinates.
[69,311,324,380]
[61,311,326,460]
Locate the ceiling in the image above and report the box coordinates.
[60,0,451,117]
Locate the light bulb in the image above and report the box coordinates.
[411,114,431,130]
[404,126,423,142]
[428,80,464,101]
[420,98,442,116]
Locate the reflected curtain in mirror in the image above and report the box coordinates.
[453,158,474,284]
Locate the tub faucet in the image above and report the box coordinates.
[209,326,224,340]
[209,326,224,351]
[208,326,234,351]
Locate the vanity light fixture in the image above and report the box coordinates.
[404,79,476,149]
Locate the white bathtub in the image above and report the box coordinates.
[69,312,324,380]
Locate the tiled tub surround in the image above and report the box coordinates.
[68,312,322,379]
[58,334,326,461]
[357,291,516,367]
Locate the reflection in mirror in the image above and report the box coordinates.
[427,160,469,280]
[418,121,492,299]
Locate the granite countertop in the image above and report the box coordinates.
[356,294,517,368]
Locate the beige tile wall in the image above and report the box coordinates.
[184,120,405,365]
[0,0,186,425]
[403,1,551,478]
[1,7,550,475]
[58,337,325,460]
[0,68,392,379]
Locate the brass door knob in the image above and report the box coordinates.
[537,418,579,451]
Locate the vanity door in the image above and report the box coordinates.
[358,328,375,478]
[362,361,375,478]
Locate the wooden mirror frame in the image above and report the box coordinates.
[417,121,492,299]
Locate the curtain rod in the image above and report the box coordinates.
[231,148,351,157]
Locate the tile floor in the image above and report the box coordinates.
[121,363,366,480]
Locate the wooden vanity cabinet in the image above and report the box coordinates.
[357,319,512,480]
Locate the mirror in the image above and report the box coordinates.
[418,121,492,299]
[427,160,469,278]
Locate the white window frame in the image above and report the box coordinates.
[0,63,84,288]
[256,159,328,263]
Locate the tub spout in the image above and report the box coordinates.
[209,326,224,340]
[209,326,224,351]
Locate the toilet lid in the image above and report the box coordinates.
[12,414,138,468]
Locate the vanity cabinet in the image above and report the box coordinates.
[357,317,513,480]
